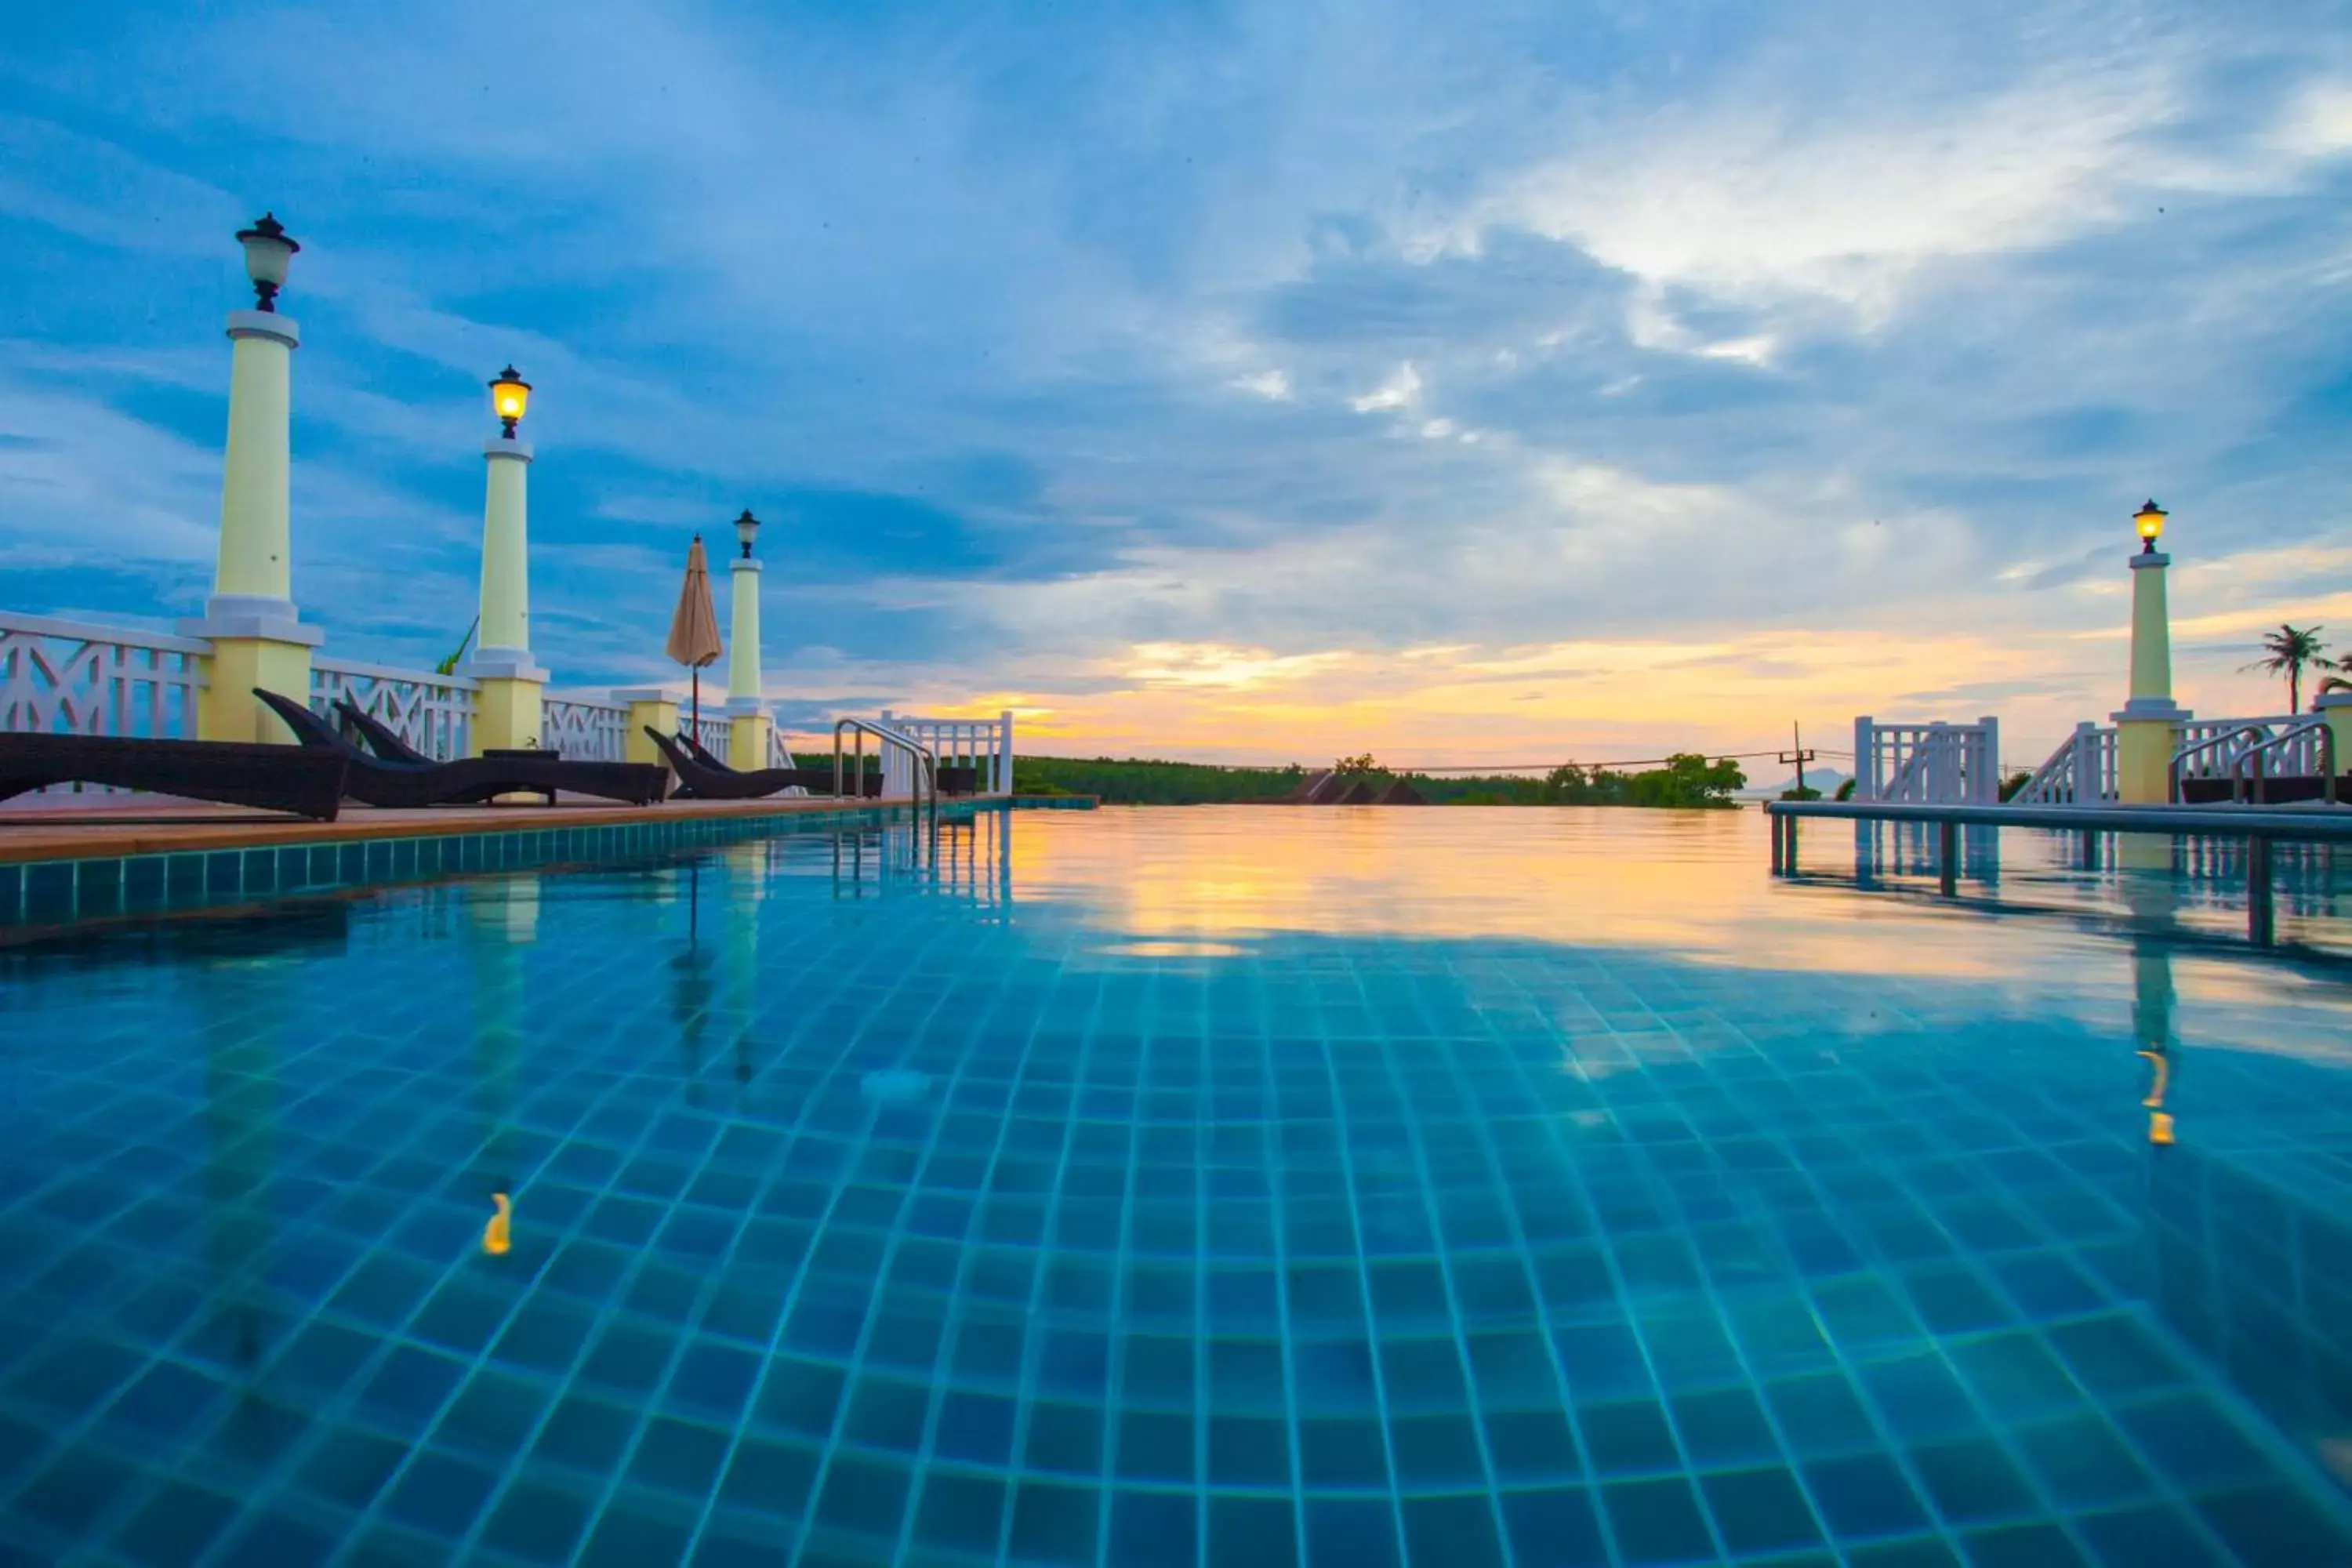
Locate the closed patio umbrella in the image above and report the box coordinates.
[666,535,724,737]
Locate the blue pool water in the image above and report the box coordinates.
[4,805,2352,1566]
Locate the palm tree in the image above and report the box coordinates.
[2243,624,2327,713]
[2319,655,2352,705]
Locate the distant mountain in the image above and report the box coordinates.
[1736,769,1853,800]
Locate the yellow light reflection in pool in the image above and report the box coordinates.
[483,1192,512,1256]
[1011,805,2023,980]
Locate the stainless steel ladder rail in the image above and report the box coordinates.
[2167,724,2267,804]
[2230,719,2339,806]
[833,717,939,823]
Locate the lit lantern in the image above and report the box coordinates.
[2134,499,2167,554]
[488,365,532,439]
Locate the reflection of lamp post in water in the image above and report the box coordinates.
[2122,877,2180,1145]
[673,858,715,1108]
[724,842,767,1100]
[468,879,538,1254]
[200,959,281,1367]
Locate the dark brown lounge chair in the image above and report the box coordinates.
[256,690,667,807]
[646,728,878,800]
[329,697,447,766]
[2179,774,2349,805]
[0,731,347,819]
[675,730,881,796]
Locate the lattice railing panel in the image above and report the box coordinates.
[311,657,475,761]
[543,695,627,761]
[0,612,207,740]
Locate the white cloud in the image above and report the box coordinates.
[1349,361,1421,412]
[1229,368,1292,401]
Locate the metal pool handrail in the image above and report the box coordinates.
[2167,724,2268,804]
[833,717,938,820]
[2230,719,2338,806]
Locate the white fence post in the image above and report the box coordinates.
[2071,722,2100,804]
[1977,716,2001,803]
[1853,717,1875,801]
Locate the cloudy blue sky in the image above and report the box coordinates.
[4,0,2350,766]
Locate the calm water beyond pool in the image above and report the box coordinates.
[5,805,2352,1567]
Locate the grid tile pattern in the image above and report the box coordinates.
[2,808,2349,1567]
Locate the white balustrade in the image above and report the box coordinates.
[874,710,1014,796]
[1851,716,2001,805]
[2012,722,2118,805]
[542,694,628,761]
[2,611,208,740]
[310,655,476,761]
[682,712,730,762]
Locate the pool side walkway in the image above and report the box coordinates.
[0,792,941,866]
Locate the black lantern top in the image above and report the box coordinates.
[235,213,300,311]
[734,508,761,558]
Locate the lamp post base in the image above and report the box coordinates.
[727,706,773,771]
[615,688,681,768]
[195,636,318,744]
[2114,711,2187,806]
[470,676,546,756]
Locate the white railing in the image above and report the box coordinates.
[1,610,207,739]
[681,712,730,762]
[2170,715,2305,785]
[875,709,1014,795]
[310,655,476,761]
[2012,722,2118,805]
[1852,715,2000,804]
[542,694,628,761]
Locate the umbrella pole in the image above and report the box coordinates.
[691,668,700,739]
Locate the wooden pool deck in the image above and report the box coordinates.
[0,792,937,866]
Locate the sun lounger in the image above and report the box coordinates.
[673,731,878,796]
[645,728,877,800]
[0,731,347,819]
[256,690,666,807]
[329,698,441,765]
[2178,773,2350,806]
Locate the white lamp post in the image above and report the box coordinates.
[187,212,324,742]
[2114,500,2188,807]
[460,365,550,753]
[725,508,772,768]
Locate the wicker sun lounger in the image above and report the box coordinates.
[0,731,347,819]
[256,690,667,808]
[645,728,877,800]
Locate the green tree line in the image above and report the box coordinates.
[1007,753,1747,808]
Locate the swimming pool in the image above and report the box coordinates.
[4,805,2350,1566]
